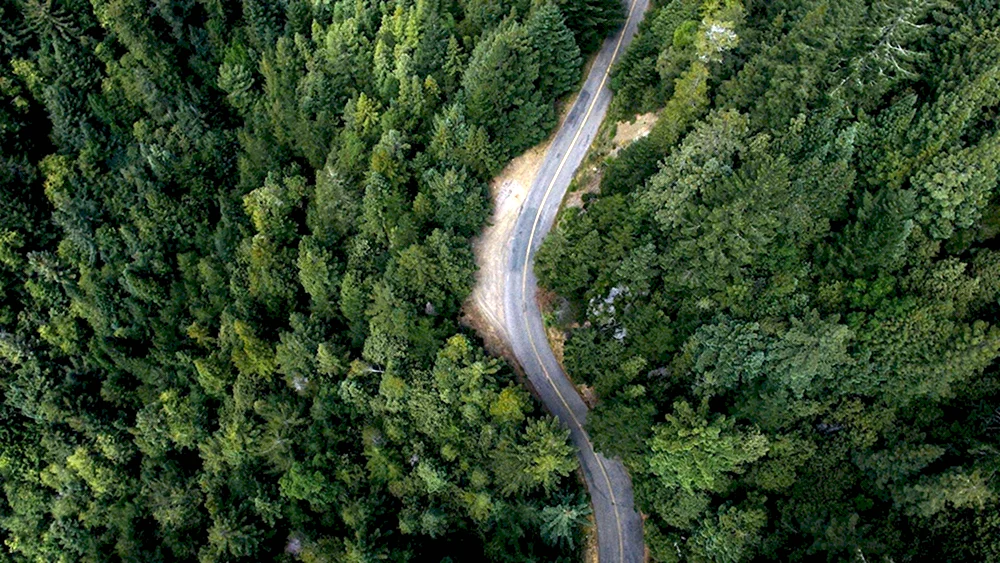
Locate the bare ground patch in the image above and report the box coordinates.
[566,111,658,210]
[610,112,657,157]
[565,167,603,209]
[461,142,546,355]
[462,95,579,354]
[583,514,599,563]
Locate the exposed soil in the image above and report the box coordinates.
[565,166,603,209]
[462,97,579,353]
[610,112,657,157]
[584,516,599,563]
[565,112,657,209]
[461,143,545,353]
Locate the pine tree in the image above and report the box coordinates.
[548,0,625,54]
[461,20,550,158]
[540,499,592,548]
[443,35,465,92]
[832,188,916,277]
[528,3,582,99]
[912,131,1000,240]
[648,400,768,494]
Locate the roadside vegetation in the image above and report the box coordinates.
[538,0,1000,561]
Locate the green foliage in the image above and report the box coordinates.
[545,0,625,54]
[540,496,592,548]
[912,131,1000,240]
[538,0,1000,560]
[529,3,582,100]
[0,0,619,560]
[686,503,767,563]
[648,400,768,494]
[462,18,550,161]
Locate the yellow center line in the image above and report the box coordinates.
[518,0,641,560]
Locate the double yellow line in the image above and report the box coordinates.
[518,0,642,560]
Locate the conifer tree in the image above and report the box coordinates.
[528,3,582,99]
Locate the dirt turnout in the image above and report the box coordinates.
[464,100,578,353]
[464,146,544,352]
[464,105,659,351]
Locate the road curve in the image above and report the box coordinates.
[502,0,650,561]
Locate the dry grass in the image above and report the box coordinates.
[547,325,566,366]
[578,384,598,409]
[565,167,603,209]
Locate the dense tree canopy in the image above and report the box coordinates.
[0,0,623,560]
[539,0,1000,561]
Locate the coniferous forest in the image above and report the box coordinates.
[0,0,624,560]
[537,0,1000,561]
[5,0,1000,562]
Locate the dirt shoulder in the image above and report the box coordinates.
[462,97,581,355]
[462,140,545,355]
[465,110,659,358]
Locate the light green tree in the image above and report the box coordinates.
[648,400,768,494]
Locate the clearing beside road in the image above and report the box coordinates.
[463,98,578,354]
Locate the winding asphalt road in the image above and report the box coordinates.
[502,0,650,560]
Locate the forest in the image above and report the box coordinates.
[0,0,624,560]
[537,0,1000,561]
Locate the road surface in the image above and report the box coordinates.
[503,0,650,560]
